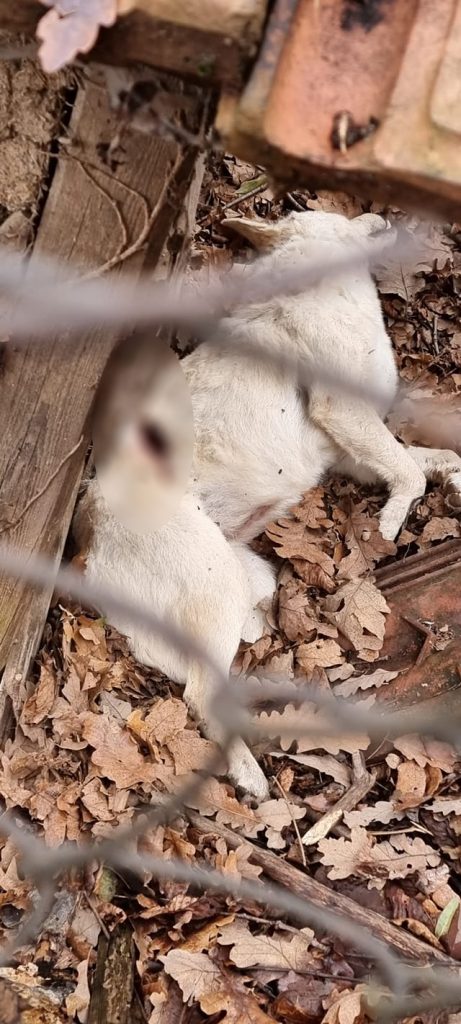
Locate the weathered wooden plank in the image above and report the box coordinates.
[0,71,204,737]
[87,925,134,1024]
[0,0,266,84]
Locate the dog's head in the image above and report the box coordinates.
[223,209,395,256]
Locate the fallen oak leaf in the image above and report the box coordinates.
[291,559,337,592]
[324,579,389,660]
[296,639,344,675]
[333,668,398,698]
[344,801,405,828]
[319,827,440,884]
[22,656,57,725]
[429,796,461,816]
[337,509,396,579]
[188,781,303,845]
[161,949,273,1022]
[258,703,369,756]
[179,915,235,953]
[82,712,157,788]
[275,973,337,1024]
[393,735,458,772]
[394,760,427,810]
[321,984,378,1024]
[186,778,262,835]
[217,918,315,970]
[278,580,326,641]
[166,732,218,774]
[419,516,461,546]
[266,519,335,577]
[128,697,188,751]
[291,486,331,529]
[256,798,306,842]
[65,957,91,1024]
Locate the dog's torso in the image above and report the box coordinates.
[183,253,398,540]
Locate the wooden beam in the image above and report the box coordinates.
[186,810,458,968]
[0,0,267,85]
[0,71,204,739]
[88,925,134,1024]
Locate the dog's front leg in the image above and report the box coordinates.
[309,389,426,540]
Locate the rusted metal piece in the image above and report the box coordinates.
[220,0,461,219]
[370,541,461,718]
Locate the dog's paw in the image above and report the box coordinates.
[228,740,270,801]
[444,470,461,510]
[379,497,413,541]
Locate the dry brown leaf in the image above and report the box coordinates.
[394,760,427,809]
[161,949,273,1022]
[373,832,442,880]
[218,918,314,970]
[333,668,398,698]
[65,957,91,1023]
[321,984,373,1024]
[274,974,336,1024]
[148,973,185,1024]
[166,732,218,774]
[128,698,188,751]
[271,751,351,787]
[296,639,344,674]
[337,510,396,579]
[258,704,369,756]
[82,712,156,789]
[319,827,440,883]
[187,781,302,845]
[344,801,405,829]
[256,799,306,836]
[292,486,332,529]
[374,222,454,300]
[292,560,337,592]
[180,915,235,953]
[393,735,458,772]
[22,657,57,725]
[278,581,323,642]
[419,517,461,546]
[328,663,355,682]
[267,519,335,577]
[216,843,263,881]
[187,779,261,834]
[324,579,389,660]
[430,796,461,816]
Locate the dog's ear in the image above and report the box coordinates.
[222,216,285,250]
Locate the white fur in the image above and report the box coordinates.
[77,209,461,798]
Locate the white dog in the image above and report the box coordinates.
[74,210,461,799]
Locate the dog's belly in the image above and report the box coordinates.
[192,406,338,539]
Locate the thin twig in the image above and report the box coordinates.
[221,181,269,211]
[78,152,183,280]
[74,159,128,260]
[274,774,306,866]
[301,771,375,847]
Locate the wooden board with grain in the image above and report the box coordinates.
[0,0,264,85]
[0,71,204,738]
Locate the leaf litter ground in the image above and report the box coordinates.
[3,158,461,1023]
